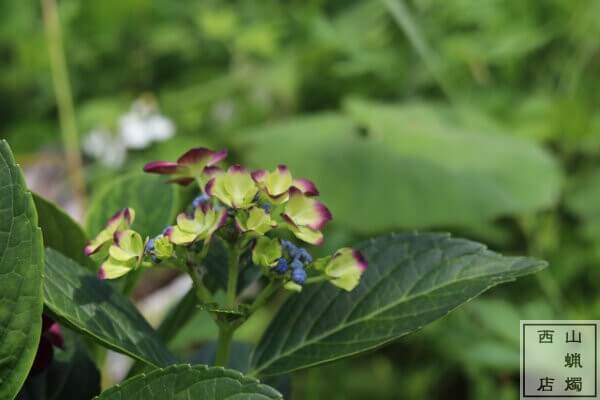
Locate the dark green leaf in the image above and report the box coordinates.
[43,249,176,367]
[95,365,282,400]
[33,193,95,270]
[86,173,178,239]
[250,232,546,376]
[0,140,44,400]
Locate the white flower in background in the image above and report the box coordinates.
[119,97,175,150]
[82,129,126,168]
[82,95,175,168]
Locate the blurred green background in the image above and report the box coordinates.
[4,0,600,398]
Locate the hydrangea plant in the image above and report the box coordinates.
[0,141,547,400]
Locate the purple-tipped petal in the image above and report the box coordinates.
[281,213,298,228]
[205,177,216,196]
[352,249,368,272]
[209,148,228,165]
[228,164,247,174]
[177,147,228,166]
[251,169,267,183]
[217,208,228,229]
[163,226,174,239]
[113,230,124,245]
[143,161,180,175]
[167,177,195,186]
[276,164,289,173]
[47,323,64,349]
[310,201,332,230]
[177,148,211,165]
[97,267,106,280]
[84,243,96,256]
[123,208,134,224]
[203,165,222,177]
[293,178,319,196]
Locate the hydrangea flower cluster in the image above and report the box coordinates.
[85,147,367,294]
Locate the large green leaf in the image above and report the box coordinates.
[250,232,546,376]
[236,106,562,233]
[0,140,44,400]
[95,365,282,400]
[86,173,178,239]
[33,193,95,270]
[43,249,176,367]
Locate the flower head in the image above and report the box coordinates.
[252,165,319,202]
[281,188,332,245]
[324,248,368,291]
[144,147,227,186]
[99,229,145,279]
[85,208,135,256]
[205,165,258,209]
[168,204,227,245]
[236,207,277,235]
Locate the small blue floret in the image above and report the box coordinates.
[281,240,299,258]
[192,193,210,208]
[290,258,304,271]
[274,258,289,273]
[291,267,307,285]
[297,248,313,263]
[259,203,272,213]
[145,238,155,254]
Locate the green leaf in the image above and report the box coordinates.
[86,173,178,239]
[250,232,546,376]
[33,193,95,270]
[237,106,562,233]
[43,249,176,367]
[95,365,282,400]
[0,140,44,400]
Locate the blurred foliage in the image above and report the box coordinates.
[4,0,600,398]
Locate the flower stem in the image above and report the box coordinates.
[226,241,241,307]
[249,280,280,314]
[187,263,212,304]
[215,325,234,367]
[305,275,329,284]
[41,0,87,210]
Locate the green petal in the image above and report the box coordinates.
[252,236,282,267]
[265,165,293,197]
[169,226,199,245]
[330,270,362,291]
[177,213,201,233]
[284,281,303,292]
[101,257,133,279]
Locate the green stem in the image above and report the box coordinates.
[305,275,329,285]
[187,263,212,304]
[41,0,87,209]
[215,326,234,367]
[249,280,280,314]
[226,241,241,307]
[382,0,456,102]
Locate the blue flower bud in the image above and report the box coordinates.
[291,267,307,285]
[290,258,303,271]
[259,203,272,213]
[281,240,299,258]
[274,258,289,274]
[145,238,155,254]
[297,248,313,263]
[192,193,210,208]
